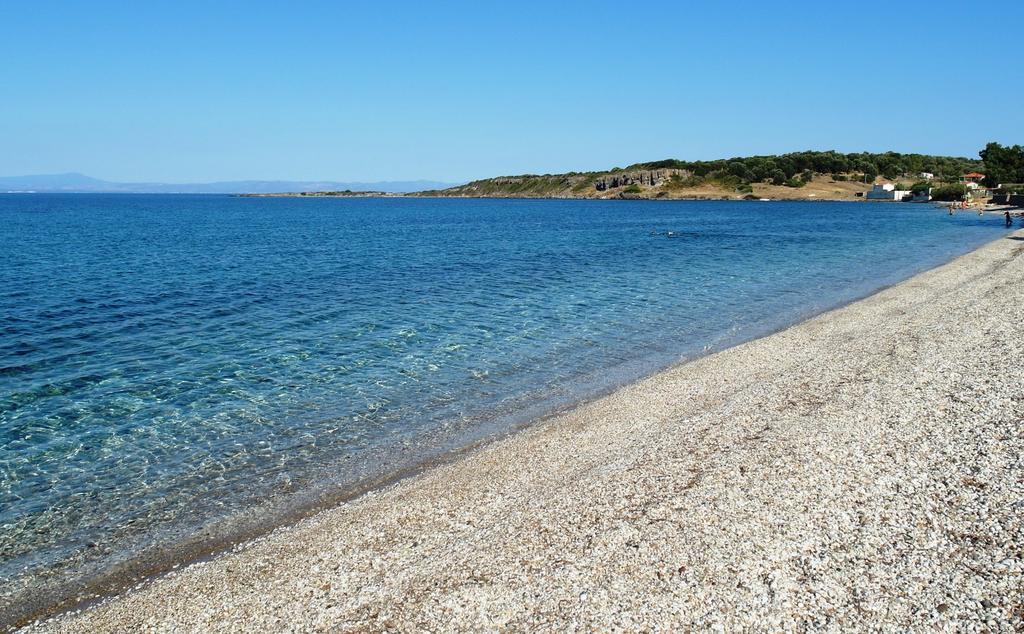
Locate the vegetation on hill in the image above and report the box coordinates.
[418,149,985,200]
[628,150,981,185]
[422,173,594,197]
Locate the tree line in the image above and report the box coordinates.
[461,144,1023,198]
[978,142,1024,187]
[629,150,983,188]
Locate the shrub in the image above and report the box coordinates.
[706,170,746,191]
[930,183,967,201]
[666,173,703,189]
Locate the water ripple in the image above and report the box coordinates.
[0,194,1008,610]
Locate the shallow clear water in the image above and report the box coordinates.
[0,194,1009,615]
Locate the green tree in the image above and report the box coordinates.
[727,160,755,182]
[979,142,1024,187]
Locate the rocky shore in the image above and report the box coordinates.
[23,232,1024,632]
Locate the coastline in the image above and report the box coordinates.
[238,192,862,202]
[239,192,1024,214]
[18,231,1024,631]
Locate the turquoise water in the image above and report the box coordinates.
[0,195,1009,619]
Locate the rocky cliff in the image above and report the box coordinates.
[593,169,690,191]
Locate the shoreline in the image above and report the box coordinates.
[15,231,1024,631]
[239,192,863,202]
[3,224,1007,630]
[0,232,912,630]
[238,193,1024,214]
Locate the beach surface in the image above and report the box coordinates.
[24,231,1024,632]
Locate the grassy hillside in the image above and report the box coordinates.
[417,150,983,200]
[421,173,596,198]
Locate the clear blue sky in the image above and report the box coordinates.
[2,1,1021,183]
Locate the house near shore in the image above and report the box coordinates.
[920,172,934,180]
[961,172,986,190]
[865,183,911,201]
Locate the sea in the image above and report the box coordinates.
[0,194,1010,623]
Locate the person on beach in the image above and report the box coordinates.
[1006,211,1013,228]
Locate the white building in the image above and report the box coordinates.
[865,183,911,201]
[920,172,934,180]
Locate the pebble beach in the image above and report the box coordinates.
[23,230,1024,632]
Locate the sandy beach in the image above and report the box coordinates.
[22,231,1024,632]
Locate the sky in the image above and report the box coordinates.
[1,0,1022,183]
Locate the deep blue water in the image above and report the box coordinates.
[0,194,1009,613]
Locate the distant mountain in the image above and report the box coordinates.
[0,173,114,191]
[0,173,457,194]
